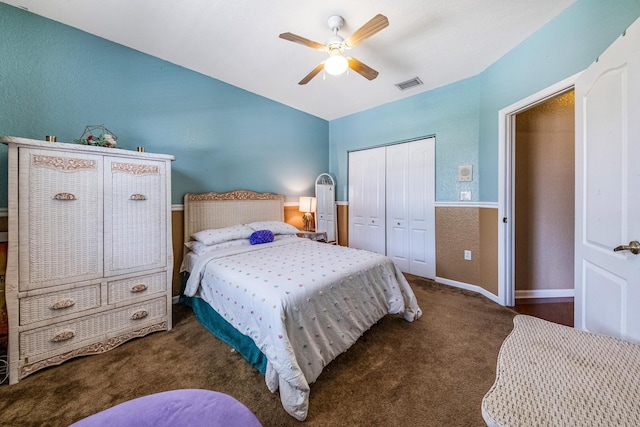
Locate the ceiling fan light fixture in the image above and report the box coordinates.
[324,50,348,76]
[282,14,388,84]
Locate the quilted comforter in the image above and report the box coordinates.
[183,237,422,420]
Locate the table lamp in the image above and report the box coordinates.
[299,197,316,231]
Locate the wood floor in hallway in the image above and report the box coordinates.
[513,297,574,327]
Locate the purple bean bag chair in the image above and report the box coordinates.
[70,389,262,427]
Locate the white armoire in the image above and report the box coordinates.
[348,137,435,278]
[1,136,174,384]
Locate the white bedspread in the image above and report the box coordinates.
[183,238,422,420]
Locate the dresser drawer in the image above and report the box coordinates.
[107,272,167,305]
[19,284,101,326]
[19,297,167,360]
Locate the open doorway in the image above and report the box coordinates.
[512,90,575,326]
[497,72,581,309]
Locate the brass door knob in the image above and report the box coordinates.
[614,240,640,255]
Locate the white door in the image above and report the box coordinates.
[407,138,436,278]
[348,147,386,254]
[386,138,436,278]
[386,143,410,271]
[575,18,640,342]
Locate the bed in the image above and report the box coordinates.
[180,190,422,421]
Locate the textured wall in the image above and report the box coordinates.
[436,207,481,285]
[515,91,575,291]
[478,0,640,201]
[0,4,328,207]
[330,0,640,203]
[330,78,480,202]
[479,208,499,295]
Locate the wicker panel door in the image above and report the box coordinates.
[18,149,104,290]
[103,157,167,277]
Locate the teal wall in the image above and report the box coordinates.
[0,4,328,207]
[329,0,640,201]
[330,76,480,202]
[2,0,640,208]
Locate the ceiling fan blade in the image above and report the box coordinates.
[347,57,379,80]
[345,14,389,48]
[279,32,326,50]
[299,62,326,85]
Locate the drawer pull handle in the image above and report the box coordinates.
[130,194,147,201]
[52,330,75,342]
[131,284,148,293]
[132,310,148,320]
[54,193,76,201]
[51,299,75,310]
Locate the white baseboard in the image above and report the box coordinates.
[515,289,574,299]
[435,276,501,305]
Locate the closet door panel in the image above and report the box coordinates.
[386,144,410,271]
[348,148,385,254]
[408,138,436,278]
[348,138,435,278]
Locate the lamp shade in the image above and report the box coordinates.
[299,196,316,213]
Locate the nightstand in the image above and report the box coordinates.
[296,230,328,242]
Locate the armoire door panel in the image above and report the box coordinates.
[19,149,104,290]
[104,158,167,277]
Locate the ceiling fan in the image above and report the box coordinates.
[279,14,389,85]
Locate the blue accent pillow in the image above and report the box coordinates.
[249,229,274,245]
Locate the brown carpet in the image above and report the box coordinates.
[0,275,516,427]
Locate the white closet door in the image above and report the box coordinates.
[386,138,435,277]
[407,138,435,278]
[386,144,410,271]
[348,147,386,254]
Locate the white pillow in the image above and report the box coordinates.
[274,234,298,241]
[246,221,299,235]
[185,238,251,255]
[191,224,254,245]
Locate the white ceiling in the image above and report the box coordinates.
[4,0,576,120]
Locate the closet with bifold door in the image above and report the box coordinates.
[348,137,435,278]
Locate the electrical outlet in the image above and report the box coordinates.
[460,191,471,201]
[464,250,472,260]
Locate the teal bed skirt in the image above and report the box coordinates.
[181,293,268,375]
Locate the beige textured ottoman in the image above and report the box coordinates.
[482,315,640,426]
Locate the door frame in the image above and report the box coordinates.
[497,72,582,306]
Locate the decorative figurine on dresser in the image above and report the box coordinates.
[0,136,175,384]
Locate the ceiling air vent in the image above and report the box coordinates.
[395,77,423,91]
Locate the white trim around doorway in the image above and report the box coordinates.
[497,71,583,307]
